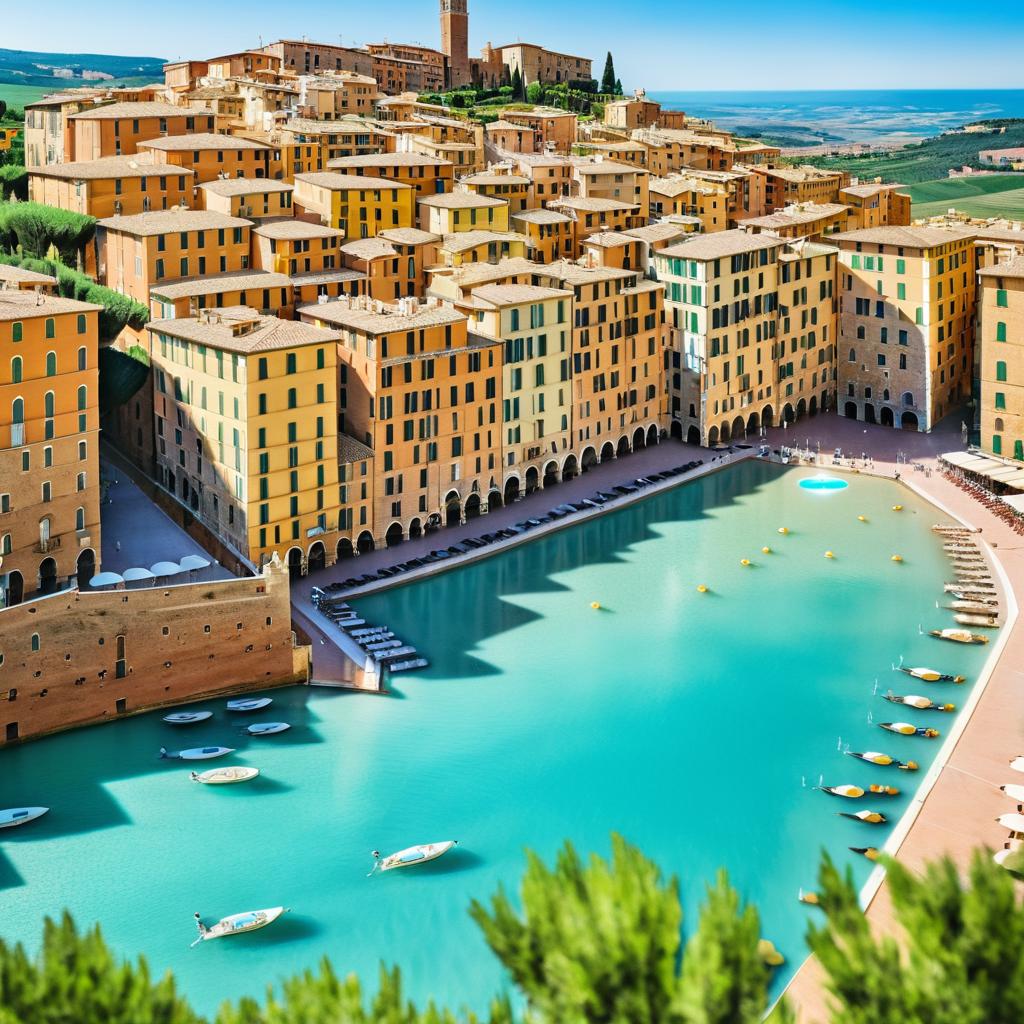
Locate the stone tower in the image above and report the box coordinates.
[440,0,469,88]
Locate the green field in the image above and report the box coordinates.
[0,83,55,108]
[908,174,1024,220]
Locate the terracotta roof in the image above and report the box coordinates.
[472,283,572,307]
[419,191,505,209]
[69,102,211,120]
[660,228,786,261]
[199,178,293,196]
[300,298,465,333]
[624,223,691,244]
[539,261,637,286]
[831,226,978,247]
[340,238,398,260]
[378,227,441,245]
[461,172,531,186]
[572,159,646,175]
[840,182,906,199]
[739,203,850,229]
[99,209,252,235]
[583,231,636,248]
[295,172,413,190]
[512,209,571,225]
[485,119,535,132]
[428,256,540,287]
[0,291,102,322]
[253,219,344,240]
[326,152,452,168]
[148,307,340,352]
[29,154,182,181]
[549,196,638,213]
[150,270,291,299]
[290,268,366,287]
[0,264,57,285]
[979,255,1024,280]
[441,230,528,253]
[140,132,268,151]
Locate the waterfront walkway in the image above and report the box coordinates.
[767,415,1024,1021]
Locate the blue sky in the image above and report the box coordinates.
[7,0,1024,90]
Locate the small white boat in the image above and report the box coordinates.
[1011,757,1024,775]
[884,693,955,712]
[163,711,213,725]
[246,722,290,736]
[898,665,965,683]
[226,697,273,712]
[879,721,940,738]
[190,766,260,785]
[160,746,235,761]
[997,812,1024,836]
[370,840,457,873]
[1001,784,1024,803]
[0,806,49,830]
[929,627,989,645]
[192,906,288,946]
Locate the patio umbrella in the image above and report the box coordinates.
[122,567,156,583]
[996,813,1024,834]
[179,554,211,571]
[150,561,185,577]
[89,572,124,588]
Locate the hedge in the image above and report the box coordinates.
[0,201,96,266]
[0,252,148,344]
[0,165,28,201]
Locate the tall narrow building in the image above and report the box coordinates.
[440,0,470,88]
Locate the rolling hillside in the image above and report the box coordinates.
[0,47,165,91]
[909,175,1024,221]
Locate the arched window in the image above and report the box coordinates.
[31,633,40,652]
[848,348,856,362]
[995,417,1005,432]
[75,507,85,530]
[902,391,914,407]
[78,440,87,461]
[1,534,11,555]
[45,351,56,376]
[77,313,87,334]
[77,347,87,370]
[408,256,416,279]
[12,397,24,423]
[44,391,55,417]
[10,356,21,384]
[77,385,87,410]
[76,472,86,492]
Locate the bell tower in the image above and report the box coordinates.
[440,0,469,88]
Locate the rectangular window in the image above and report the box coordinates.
[997,322,1007,342]
[996,289,1008,308]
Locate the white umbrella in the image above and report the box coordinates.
[179,554,211,571]
[996,813,1024,833]
[122,567,156,582]
[150,561,185,577]
[89,571,124,588]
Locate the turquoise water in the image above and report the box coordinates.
[0,461,990,1015]
[799,476,849,491]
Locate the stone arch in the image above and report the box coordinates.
[720,421,732,443]
[285,546,303,579]
[670,420,684,441]
[632,426,646,450]
[385,522,404,547]
[762,405,774,428]
[600,440,616,462]
[503,475,520,503]
[616,435,631,456]
[465,493,482,519]
[487,489,503,511]
[844,401,858,419]
[525,466,539,493]
[562,452,579,481]
[783,403,795,424]
[880,406,894,427]
[746,411,759,435]
[76,548,96,590]
[731,414,745,440]
[408,517,423,539]
[796,397,807,419]
[647,424,659,447]
[809,395,818,416]
[543,459,560,488]
[444,490,462,527]
[901,410,919,431]
[707,425,719,446]
[356,530,375,554]
[687,425,700,444]
[864,403,877,425]
[581,446,598,471]
[4,569,23,606]
[307,541,326,573]
[38,556,58,595]
[336,538,354,561]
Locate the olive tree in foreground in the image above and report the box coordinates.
[808,849,1024,1024]
[469,833,778,1024]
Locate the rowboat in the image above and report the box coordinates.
[880,721,940,738]
[159,746,235,761]
[370,840,457,873]
[945,601,998,614]
[246,722,290,736]
[955,613,999,628]
[190,766,260,785]
[838,810,886,824]
[191,906,288,946]
[0,806,49,830]
[884,693,955,712]
[850,846,881,860]
[898,665,965,683]
[226,697,272,712]
[816,784,864,798]
[163,711,213,725]
[929,628,989,644]
[846,750,919,771]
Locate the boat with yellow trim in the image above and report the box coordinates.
[879,721,940,738]
[845,750,918,770]
[838,810,887,824]
[928,627,989,645]
[898,665,965,683]
[883,693,955,712]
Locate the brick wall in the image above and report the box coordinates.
[0,554,308,745]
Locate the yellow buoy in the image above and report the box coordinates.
[778,527,789,535]
[590,601,601,610]
[893,505,903,512]
[825,550,834,559]
[891,554,903,563]
[857,515,867,522]
[697,584,708,593]
[761,546,772,554]
[740,558,751,567]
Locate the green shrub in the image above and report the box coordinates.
[0,200,96,264]
[0,165,28,201]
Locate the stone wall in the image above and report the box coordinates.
[0,554,308,745]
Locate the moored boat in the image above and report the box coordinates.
[0,806,49,830]
[945,601,997,614]
[879,721,940,738]
[159,746,235,761]
[929,627,989,645]
[190,766,260,785]
[955,613,999,628]
[845,750,918,770]
[1000,784,1024,803]
[898,665,965,683]
[246,722,290,736]
[370,840,457,873]
[226,697,272,712]
[163,711,213,725]
[849,846,881,860]
[884,693,955,712]
[838,810,886,824]
[192,906,288,945]
[816,784,864,798]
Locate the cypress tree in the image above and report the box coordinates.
[614,78,623,96]
[510,66,523,101]
[601,51,616,94]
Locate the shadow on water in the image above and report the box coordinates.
[0,685,333,892]
[355,460,780,681]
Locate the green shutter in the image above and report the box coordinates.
[997,289,1008,307]
[993,434,1002,455]
[997,322,1007,342]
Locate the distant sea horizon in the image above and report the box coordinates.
[647,89,1024,145]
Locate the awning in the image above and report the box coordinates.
[179,554,211,571]
[941,451,1024,492]
[1003,494,1024,515]
[122,567,156,582]
[150,561,185,576]
[89,572,124,587]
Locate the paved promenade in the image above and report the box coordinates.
[766,415,1024,1021]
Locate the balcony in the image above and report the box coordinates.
[34,535,61,554]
